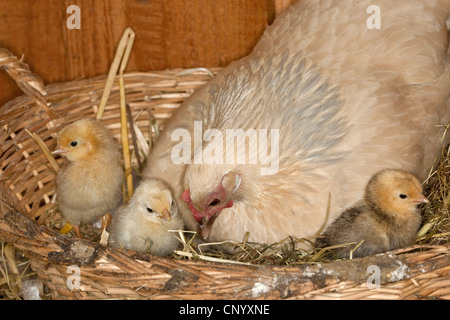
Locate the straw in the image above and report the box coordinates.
[24,129,59,174]
[95,27,136,201]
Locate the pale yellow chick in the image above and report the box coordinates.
[316,169,428,259]
[53,119,123,238]
[108,179,184,256]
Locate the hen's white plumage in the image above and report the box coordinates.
[143,0,450,246]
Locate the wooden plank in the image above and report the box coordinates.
[0,0,66,104]
[61,0,130,79]
[161,0,275,67]
[0,0,284,106]
[274,0,297,15]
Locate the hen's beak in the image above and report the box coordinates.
[160,208,171,221]
[197,200,234,239]
[198,213,219,240]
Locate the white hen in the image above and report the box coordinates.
[143,0,450,246]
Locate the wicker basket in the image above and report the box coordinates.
[0,48,449,300]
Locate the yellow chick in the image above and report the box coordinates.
[108,179,184,256]
[316,169,428,259]
[53,119,123,238]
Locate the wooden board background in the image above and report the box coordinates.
[0,0,295,106]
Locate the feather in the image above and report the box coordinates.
[54,119,123,238]
[108,179,184,256]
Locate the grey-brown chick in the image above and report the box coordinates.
[315,169,428,259]
[53,119,123,238]
[108,179,184,256]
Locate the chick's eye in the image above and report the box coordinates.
[70,140,78,147]
[146,207,153,213]
[209,199,221,206]
[399,194,408,199]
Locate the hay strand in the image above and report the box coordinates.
[418,142,450,245]
[24,128,59,174]
[126,104,143,171]
[96,27,135,120]
[119,28,135,200]
[95,27,136,201]
[314,192,332,237]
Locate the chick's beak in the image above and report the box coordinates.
[160,208,171,221]
[413,194,429,204]
[52,147,68,155]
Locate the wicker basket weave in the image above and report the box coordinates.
[0,48,449,300]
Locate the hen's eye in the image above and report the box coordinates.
[399,194,407,199]
[209,199,221,206]
[70,140,78,147]
[146,207,153,213]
